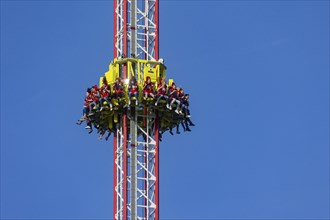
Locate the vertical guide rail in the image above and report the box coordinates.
[135,111,157,219]
[114,123,124,219]
[114,0,128,217]
[129,109,138,219]
[113,0,118,219]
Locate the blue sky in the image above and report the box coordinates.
[1,0,329,219]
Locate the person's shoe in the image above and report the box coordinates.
[169,130,174,135]
[175,109,180,114]
[155,102,158,106]
[136,100,138,106]
[85,125,91,129]
[88,129,93,134]
[166,104,170,109]
[190,123,195,126]
[76,120,82,125]
[176,130,180,134]
[128,100,131,105]
[100,107,104,111]
[187,115,191,118]
[186,127,191,132]
[88,112,94,116]
[105,136,110,141]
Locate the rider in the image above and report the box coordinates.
[128,76,139,105]
[100,83,113,111]
[113,77,124,101]
[181,93,195,131]
[143,76,155,99]
[177,88,185,114]
[88,85,100,114]
[167,82,181,114]
[155,78,167,106]
[77,88,92,125]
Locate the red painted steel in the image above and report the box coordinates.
[113,132,117,220]
[123,114,128,220]
[154,114,160,220]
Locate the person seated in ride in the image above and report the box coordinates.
[155,78,167,106]
[167,83,181,114]
[89,85,100,115]
[181,93,195,131]
[143,76,155,99]
[99,83,113,111]
[177,88,185,114]
[128,76,139,105]
[77,88,93,125]
[113,77,124,101]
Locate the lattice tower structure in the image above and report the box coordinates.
[113,1,160,219]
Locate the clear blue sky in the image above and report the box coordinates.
[1,0,329,219]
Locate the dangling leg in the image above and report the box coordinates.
[77,107,88,125]
[85,118,92,130]
[185,120,191,132]
[105,130,112,141]
[169,99,176,110]
[98,129,105,140]
[181,121,187,131]
[169,127,174,135]
[187,117,195,126]
[176,123,180,134]
[100,98,104,111]
[166,98,171,109]
[159,131,163,142]
[155,94,163,106]
[175,100,181,114]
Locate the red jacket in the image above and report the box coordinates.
[143,82,153,93]
[129,82,138,93]
[100,87,110,98]
[157,83,166,95]
[84,93,94,107]
[113,82,123,93]
[168,87,178,99]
